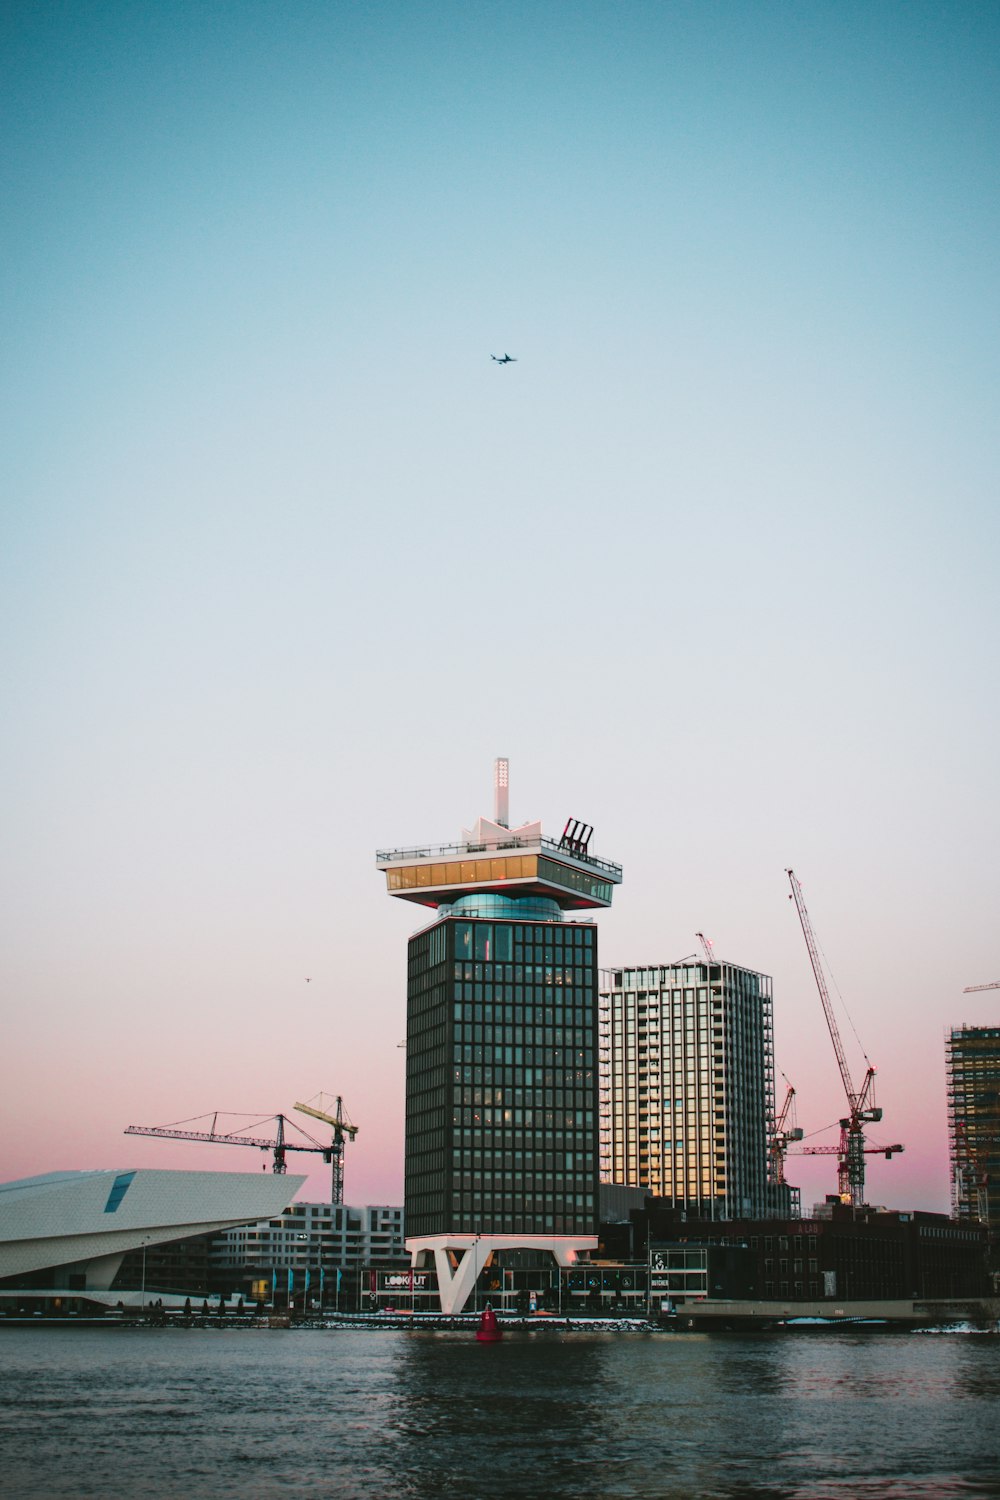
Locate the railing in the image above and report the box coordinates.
[375,835,622,880]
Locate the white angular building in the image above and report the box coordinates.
[0,1168,305,1310]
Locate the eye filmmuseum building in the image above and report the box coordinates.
[376,760,621,1312]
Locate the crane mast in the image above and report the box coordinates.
[785,869,892,1209]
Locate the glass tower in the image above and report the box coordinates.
[377,761,622,1311]
[406,904,598,1239]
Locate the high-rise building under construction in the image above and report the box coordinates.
[946,1024,1000,1229]
[376,760,621,1311]
[600,957,794,1220]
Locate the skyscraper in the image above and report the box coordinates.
[946,1024,1000,1229]
[376,760,621,1312]
[600,957,793,1220]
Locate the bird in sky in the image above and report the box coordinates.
[491,353,517,364]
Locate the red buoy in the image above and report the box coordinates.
[475,1303,503,1342]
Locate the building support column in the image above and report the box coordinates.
[407,1234,597,1314]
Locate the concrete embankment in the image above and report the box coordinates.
[675,1297,1000,1331]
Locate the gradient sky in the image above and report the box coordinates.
[3,1,998,1213]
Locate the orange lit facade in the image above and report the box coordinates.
[378,841,617,911]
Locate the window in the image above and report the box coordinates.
[103,1172,136,1213]
[454,923,473,960]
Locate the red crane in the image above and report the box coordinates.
[796,1139,903,1168]
[124,1112,333,1174]
[786,869,903,1209]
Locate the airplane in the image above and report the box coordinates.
[491,353,517,364]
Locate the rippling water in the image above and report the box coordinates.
[1,1326,998,1499]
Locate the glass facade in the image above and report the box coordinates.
[405,914,599,1240]
[385,853,613,907]
[387,853,540,891]
[600,962,780,1221]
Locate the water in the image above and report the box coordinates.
[1,1326,998,1499]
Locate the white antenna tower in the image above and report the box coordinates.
[494,757,509,828]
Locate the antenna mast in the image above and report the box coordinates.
[494,757,509,829]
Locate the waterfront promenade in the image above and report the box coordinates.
[3,1298,997,1333]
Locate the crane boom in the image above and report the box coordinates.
[963,982,1000,993]
[767,1080,803,1187]
[786,870,858,1109]
[294,1096,357,1204]
[775,1082,796,1134]
[797,1142,903,1159]
[124,1113,331,1174]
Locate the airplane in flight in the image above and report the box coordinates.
[491,353,517,364]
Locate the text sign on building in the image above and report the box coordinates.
[379,1271,431,1291]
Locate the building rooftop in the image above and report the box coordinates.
[377,759,621,912]
[376,829,622,911]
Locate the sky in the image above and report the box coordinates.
[2,1,998,1214]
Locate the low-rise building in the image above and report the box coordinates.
[209,1201,405,1309]
[629,1199,991,1307]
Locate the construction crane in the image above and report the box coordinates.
[952,1120,995,1224]
[786,869,903,1209]
[696,932,718,966]
[124,1112,333,1174]
[294,1096,358,1204]
[963,982,1000,993]
[795,1138,904,1170]
[768,1078,803,1187]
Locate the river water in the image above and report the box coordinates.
[1,1326,998,1499]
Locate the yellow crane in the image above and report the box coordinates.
[294,1095,358,1204]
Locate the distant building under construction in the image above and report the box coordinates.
[946,1024,1000,1229]
[599,959,797,1220]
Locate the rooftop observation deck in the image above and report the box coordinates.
[375,833,622,913]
